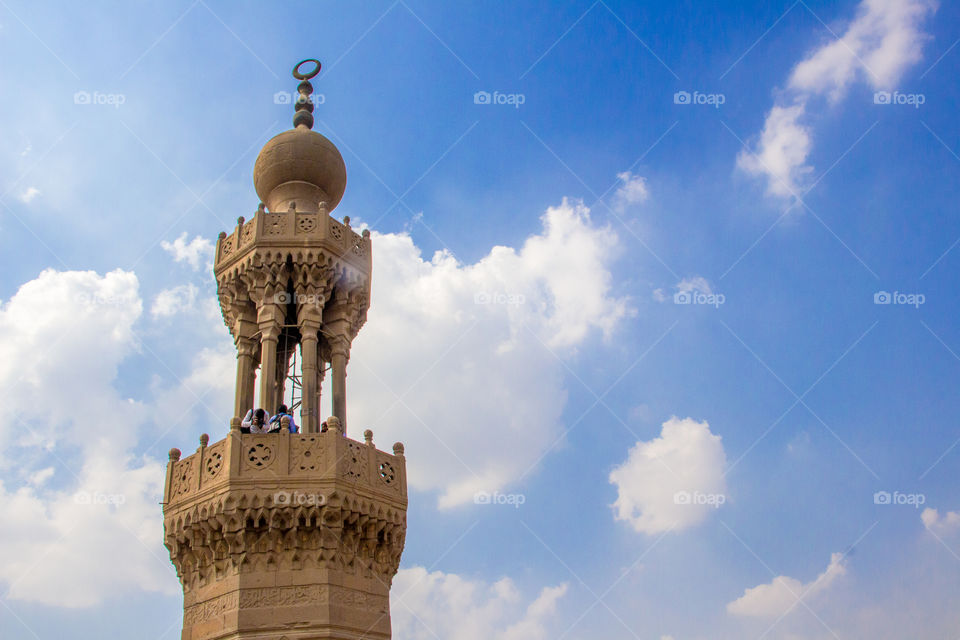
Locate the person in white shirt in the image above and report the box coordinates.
[241,408,270,433]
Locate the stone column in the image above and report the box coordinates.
[330,337,349,433]
[299,322,321,433]
[257,299,283,412]
[233,336,258,418]
[275,336,294,408]
[316,360,325,429]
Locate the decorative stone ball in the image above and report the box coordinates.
[393,442,405,456]
[169,448,182,462]
[199,433,209,447]
[364,429,374,445]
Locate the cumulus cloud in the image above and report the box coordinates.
[613,171,649,210]
[921,507,960,536]
[609,417,727,535]
[738,104,812,198]
[392,567,568,640]
[348,198,629,508]
[0,269,179,606]
[161,232,214,271]
[151,283,199,318]
[17,186,40,204]
[0,269,143,448]
[739,0,936,198]
[727,552,847,618]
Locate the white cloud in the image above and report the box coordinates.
[27,466,55,486]
[789,0,937,97]
[151,283,199,318]
[17,186,40,203]
[737,103,811,198]
[727,552,847,618]
[0,269,179,607]
[921,507,960,536]
[613,171,649,210]
[676,276,714,295]
[739,0,936,198]
[348,198,629,508]
[609,417,727,535]
[0,269,143,448]
[392,567,568,640]
[161,232,214,271]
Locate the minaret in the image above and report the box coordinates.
[163,59,407,640]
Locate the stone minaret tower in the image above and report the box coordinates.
[162,59,407,640]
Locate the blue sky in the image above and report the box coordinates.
[1,1,959,638]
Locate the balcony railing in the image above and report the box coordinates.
[163,426,406,509]
[214,209,371,273]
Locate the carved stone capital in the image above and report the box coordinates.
[235,336,258,359]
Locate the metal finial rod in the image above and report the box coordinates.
[292,59,321,129]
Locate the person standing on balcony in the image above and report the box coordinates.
[269,404,298,433]
[241,408,270,434]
